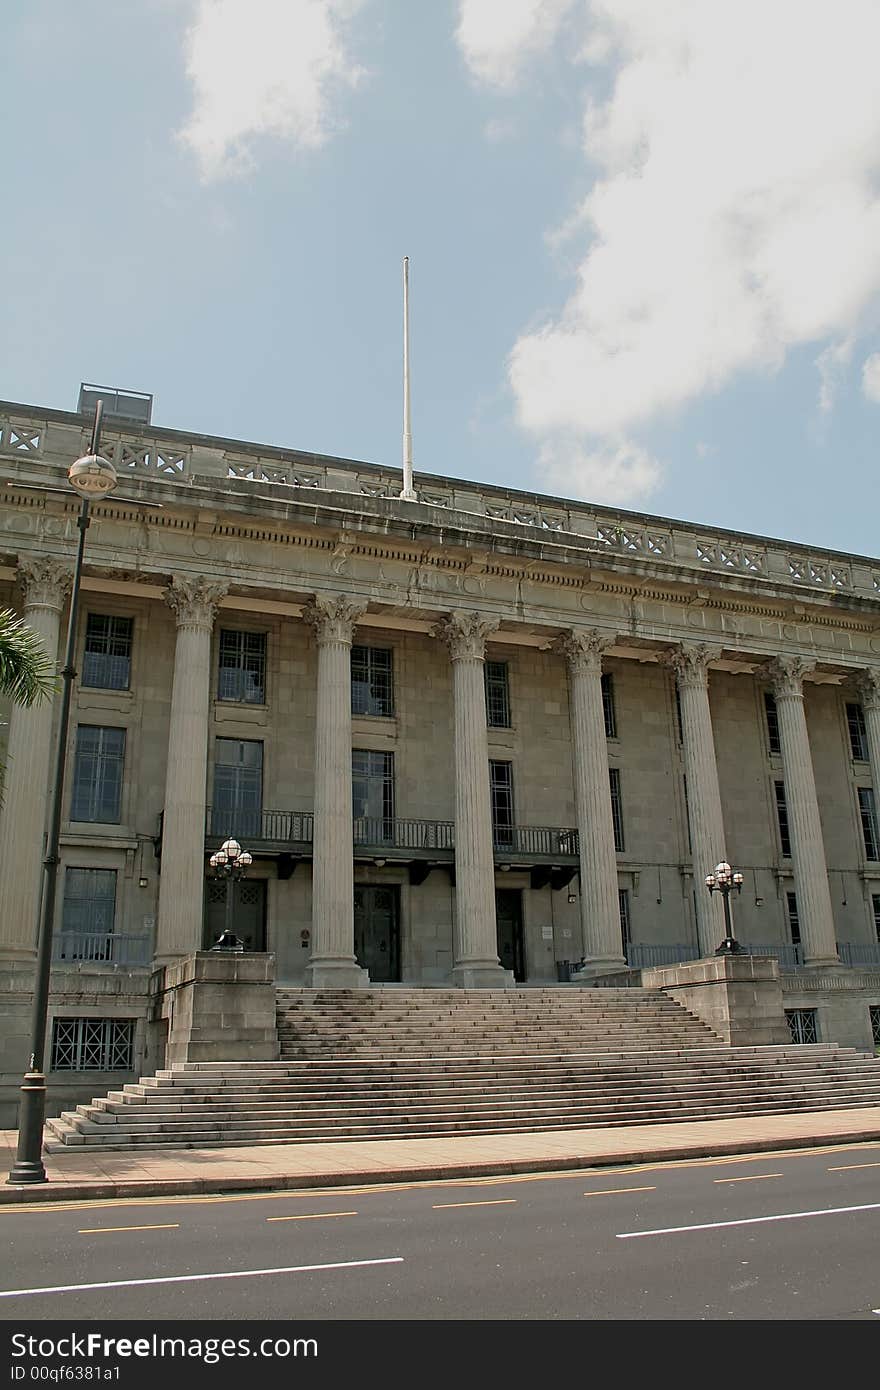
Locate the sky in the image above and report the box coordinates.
[2,0,879,557]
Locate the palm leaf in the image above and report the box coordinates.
[0,607,58,707]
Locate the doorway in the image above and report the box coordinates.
[204,878,267,951]
[354,885,401,982]
[495,888,525,981]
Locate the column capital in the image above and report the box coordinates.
[302,593,367,646]
[661,642,722,689]
[164,575,229,631]
[552,628,618,677]
[17,556,73,613]
[854,667,880,712]
[762,655,815,698]
[432,610,499,661]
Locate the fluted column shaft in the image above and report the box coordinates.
[0,560,70,957]
[556,631,624,968]
[155,578,227,963]
[767,657,838,965]
[856,670,880,805]
[666,645,727,956]
[434,612,509,986]
[304,595,367,988]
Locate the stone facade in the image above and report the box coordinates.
[0,397,879,1121]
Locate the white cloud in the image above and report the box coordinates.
[816,340,853,415]
[862,353,880,404]
[458,0,880,504]
[455,0,574,88]
[537,437,661,506]
[179,0,366,180]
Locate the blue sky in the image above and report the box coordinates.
[2,0,879,556]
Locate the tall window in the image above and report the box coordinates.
[352,750,395,837]
[618,887,631,954]
[61,868,117,937]
[858,786,879,861]
[82,615,132,691]
[786,890,801,946]
[601,673,617,739]
[872,893,880,943]
[846,703,869,761]
[764,692,781,755]
[484,661,511,728]
[609,767,625,853]
[212,738,263,837]
[774,781,791,858]
[489,760,515,848]
[71,726,125,823]
[351,646,394,717]
[218,630,266,704]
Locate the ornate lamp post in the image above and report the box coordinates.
[705,860,745,955]
[8,402,118,1185]
[208,837,253,950]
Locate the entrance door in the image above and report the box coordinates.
[204,879,267,951]
[354,886,400,982]
[495,889,525,981]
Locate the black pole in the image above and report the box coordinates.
[225,871,234,938]
[715,883,743,955]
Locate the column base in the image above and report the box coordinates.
[305,958,370,989]
[451,962,515,989]
[802,955,842,969]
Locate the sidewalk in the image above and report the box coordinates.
[3,1107,880,1204]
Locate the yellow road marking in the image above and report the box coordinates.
[583,1185,656,1197]
[827,1161,880,1172]
[266,1211,358,1223]
[78,1222,180,1234]
[713,1173,783,1184]
[432,1199,517,1210]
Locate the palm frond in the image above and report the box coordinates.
[0,607,58,707]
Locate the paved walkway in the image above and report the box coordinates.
[3,1108,880,1204]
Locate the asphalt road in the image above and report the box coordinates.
[1,1143,879,1322]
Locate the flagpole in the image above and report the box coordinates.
[400,255,416,501]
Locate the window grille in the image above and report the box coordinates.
[609,767,625,853]
[82,615,132,690]
[618,887,631,950]
[786,890,801,946]
[489,760,515,847]
[775,781,791,858]
[218,630,267,704]
[602,673,617,739]
[484,661,511,728]
[212,738,263,838]
[351,645,394,717]
[785,1009,818,1044]
[764,692,781,755]
[870,1006,880,1047]
[858,787,879,861]
[846,703,869,761]
[71,726,125,823]
[51,1017,134,1071]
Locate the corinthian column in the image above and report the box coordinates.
[433,610,510,987]
[855,669,880,798]
[155,576,228,964]
[554,630,625,971]
[765,656,838,965]
[664,644,728,956]
[303,594,368,987]
[0,559,71,958]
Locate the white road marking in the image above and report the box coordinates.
[0,1256,404,1299]
[79,1223,180,1234]
[618,1201,880,1239]
[712,1173,783,1185]
[432,1199,517,1209]
[583,1186,656,1197]
[266,1212,358,1223]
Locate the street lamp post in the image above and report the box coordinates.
[208,837,253,950]
[705,860,745,956]
[7,401,118,1185]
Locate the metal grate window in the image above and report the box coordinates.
[218,630,267,704]
[764,692,781,755]
[351,645,394,717]
[609,767,624,853]
[785,1009,818,1044]
[484,661,511,728]
[870,1005,880,1047]
[602,673,617,739]
[212,738,263,838]
[490,760,515,847]
[71,726,125,823]
[846,703,869,761]
[858,787,879,861]
[618,887,631,951]
[786,890,801,946]
[82,615,132,690]
[51,1017,134,1071]
[775,781,791,858]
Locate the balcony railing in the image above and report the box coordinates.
[739,942,804,969]
[353,817,455,851]
[206,807,314,844]
[492,825,579,856]
[625,943,701,968]
[52,933,152,968]
[838,941,880,968]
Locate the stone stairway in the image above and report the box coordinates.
[44,987,880,1152]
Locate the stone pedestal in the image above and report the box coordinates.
[642,954,790,1047]
[158,951,280,1066]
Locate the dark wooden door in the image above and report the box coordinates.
[204,878,267,951]
[354,886,400,982]
[495,888,525,981]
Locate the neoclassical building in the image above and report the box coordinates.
[0,392,879,1121]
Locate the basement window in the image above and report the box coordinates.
[785,1009,818,1045]
[51,1018,134,1071]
